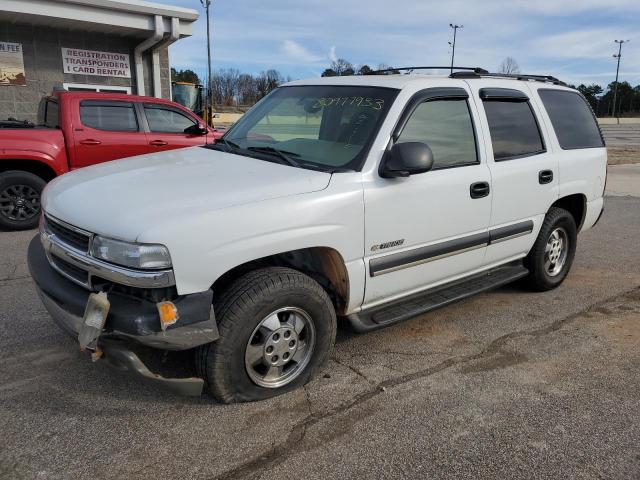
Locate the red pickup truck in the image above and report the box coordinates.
[0,91,224,231]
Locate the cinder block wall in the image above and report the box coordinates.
[0,22,170,123]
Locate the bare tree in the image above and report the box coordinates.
[500,57,520,74]
[330,59,354,76]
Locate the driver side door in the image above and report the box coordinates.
[141,103,210,153]
[363,87,492,307]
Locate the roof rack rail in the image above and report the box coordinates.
[373,66,489,75]
[450,71,568,86]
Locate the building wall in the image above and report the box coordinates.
[0,22,170,123]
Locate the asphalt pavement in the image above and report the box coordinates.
[0,176,639,479]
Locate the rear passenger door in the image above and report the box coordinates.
[141,103,209,152]
[73,100,149,168]
[469,81,559,266]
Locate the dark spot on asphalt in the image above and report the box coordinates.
[459,350,528,374]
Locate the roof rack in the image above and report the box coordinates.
[450,71,568,86]
[373,66,489,75]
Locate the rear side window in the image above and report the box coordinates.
[396,99,478,169]
[144,105,197,133]
[538,90,604,149]
[482,97,545,161]
[43,100,59,128]
[80,101,138,132]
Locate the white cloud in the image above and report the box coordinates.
[329,46,338,63]
[281,40,324,63]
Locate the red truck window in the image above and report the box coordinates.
[143,104,196,133]
[80,100,138,132]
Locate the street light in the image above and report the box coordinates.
[199,0,213,115]
[612,39,629,124]
[449,24,463,74]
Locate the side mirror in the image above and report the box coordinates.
[380,142,435,178]
[184,123,208,135]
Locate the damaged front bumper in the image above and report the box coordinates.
[28,235,218,396]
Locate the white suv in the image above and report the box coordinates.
[29,68,606,402]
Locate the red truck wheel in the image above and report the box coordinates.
[0,171,46,231]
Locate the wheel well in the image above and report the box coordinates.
[0,160,57,182]
[212,247,350,315]
[551,194,586,231]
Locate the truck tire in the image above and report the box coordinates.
[0,170,46,231]
[525,207,577,291]
[196,267,336,403]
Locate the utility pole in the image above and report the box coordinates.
[612,39,629,124]
[448,24,463,74]
[200,0,213,121]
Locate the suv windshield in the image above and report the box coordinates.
[217,85,399,171]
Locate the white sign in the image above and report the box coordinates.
[0,42,26,86]
[61,47,131,78]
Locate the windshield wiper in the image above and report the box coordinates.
[246,146,301,168]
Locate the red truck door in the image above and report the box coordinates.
[72,99,150,168]
[141,103,209,152]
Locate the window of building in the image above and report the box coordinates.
[143,105,197,133]
[396,99,478,169]
[80,101,138,131]
[63,83,131,94]
[483,99,545,161]
[538,89,604,150]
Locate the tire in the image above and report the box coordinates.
[196,267,337,403]
[0,170,46,231]
[524,207,577,291]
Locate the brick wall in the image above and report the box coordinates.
[0,22,171,123]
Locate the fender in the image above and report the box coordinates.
[0,149,68,177]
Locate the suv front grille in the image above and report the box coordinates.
[50,254,90,285]
[45,216,91,252]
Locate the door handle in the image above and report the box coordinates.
[539,170,554,184]
[79,139,102,145]
[470,181,490,199]
[149,140,168,147]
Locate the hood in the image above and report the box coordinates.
[44,147,331,240]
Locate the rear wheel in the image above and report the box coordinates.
[0,171,46,231]
[196,267,336,403]
[525,207,577,291]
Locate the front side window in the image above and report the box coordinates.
[396,99,478,169]
[538,89,604,149]
[221,85,399,171]
[144,105,197,133]
[80,101,138,132]
[483,100,545,161]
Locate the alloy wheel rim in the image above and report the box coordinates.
[245,306,316,389]
[0,184,41,222]
[544,227,568,277]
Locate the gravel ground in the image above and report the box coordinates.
[1,194,639,480]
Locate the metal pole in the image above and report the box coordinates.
[612,39,629,125]
[200,0,213,121]
[449,24,463,74]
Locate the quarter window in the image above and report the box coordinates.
[144,105,197,133]
[538,90,604,149]
[483,99,545,161]
[80,101,138,132]
[396,99,478,169]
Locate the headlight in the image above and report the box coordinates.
[90,236,172,270]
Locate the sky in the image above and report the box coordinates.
[157,0,640,88]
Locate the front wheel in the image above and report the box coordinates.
[0,170,46,231]
[196,267,336,403]
[525,207,577,291]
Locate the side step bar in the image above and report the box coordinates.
[347,262,529,332]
